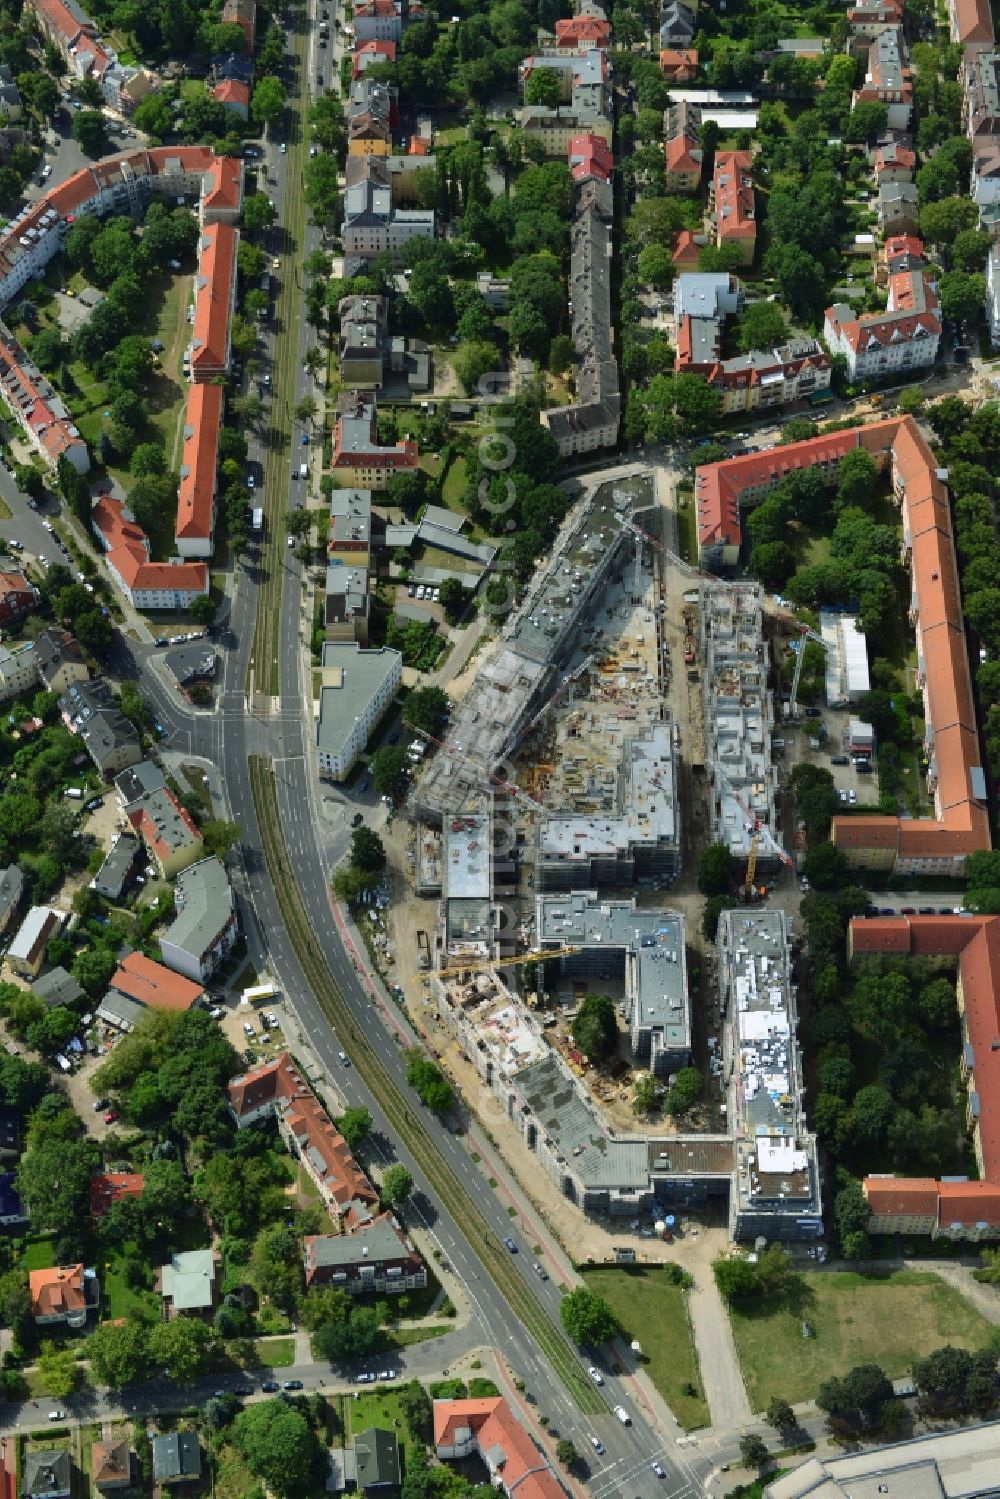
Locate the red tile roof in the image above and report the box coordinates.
[202,156,243,218]
[659,48,699,78]
[93,494,208,598]
[554,15,610,45]
[30,0,97,46]
[408,137,431,155]
[111,951,204,1012]
[176,383,222,543]
[190,223,237,378]
[352,39,397,75]
[951,0,993,42]
[29,1263,86,1318]
[666,132,702,175]
[213,79,250,108]
[672,229,706,265]
[126,788,202,864]
[568,133,613,183]
[433,1397,566,1499]
[90,1172,144,1218]
[854,916,1000,1227]
[865,1177,940,1218]
[228,1053,379,1212]
[713,149,756,243]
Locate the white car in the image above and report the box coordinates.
[287,535,295,547]
[587,1366,604,1386]
[589,1437,604,1455]
[48,1410,66,1422]
[614,1405,630,1425]
[378,1369,396,1381]
[42,520,54,532]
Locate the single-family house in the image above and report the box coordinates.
[158,1248,218,1317]
[9,905,63,977]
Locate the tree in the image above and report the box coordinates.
[633,1073,658,1117]
[405,686,449,737]
[0,1269,33,1348]
[189,593,218,629]
[454,341,500,394]
[71,108,108,156]
[37,1341,80,1400]
[739,1434,769,1469]
[251,76,286,130]
[637,245,675,289]
[313,1303,382,1361]
[405,1051,453,1114]
[738,301,786,354]
[438,577,468,624]
[524,68,561,107]
[697,843,734,896]
[18,1137,95,1248]
[148,1316,215,1382]
[381,1164,413,1208]
[919,195,979,246]
[556,1439,578,1467]
[560,1287,619,1346]
[338,1106,373,1151]
[712,1255,761,1302]
[398,1379,433,1441]
[818,1364,893,1428]
[133,92,173,138]
[572,993,617,1060]
[88,1317,151,1388]
[294,395,318,427]
[939,270,985,325]
[202,820,241,860]
[370,746,409,800]
[766,1397,796,1435]
[350,826,386,875]
[233,1398,326,1499]
[667,1067,703,1118]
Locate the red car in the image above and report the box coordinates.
[103,1111,119,1124]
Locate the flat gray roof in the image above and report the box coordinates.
[444,813,489,900]
[316,644,401,759]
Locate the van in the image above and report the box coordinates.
[299,462,308,480]
[64,787,83,800]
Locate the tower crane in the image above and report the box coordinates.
[433,945,586,982]
[713,763,793,898]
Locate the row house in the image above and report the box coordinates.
[0,322,88,471]
[520,106,612,155]
[948,0,993,45]
[705,339,832,415]
[870,140,915,185]
[331,389,418,488]
[174,383,223,559]
[852,26,912,128]
[847,0,902,39]
[25,0,159,113]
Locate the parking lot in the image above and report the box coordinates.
[782,699,878,808]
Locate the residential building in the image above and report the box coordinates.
[568,132,613,184]
[0,572,37,626]
[974,139,1000,209]
[329,487,374,560]
[92,1439,131,1493]
[853,26,912,127]
[0,1173,27,1226]
[659,48,699,80]
[0,65,22,121]
[150,1434,201,1485]
[0,1107,19,1160]
[672,228,708,265]
[847,0,902,36]
[352,38,396,76]
[221,0,256,50]
[352,0,404,42]
[339,294,386,387]
[159,1248,218,1316]
[719,909,822,1240]
[59,679,141,778]
[315,642,402,780]
[34,968,83,1008]
[126,786,203,878]
[90,1172,143,1218]
[766,1425,1000,1499]
[212,77,249,118]
[29,1263,94,1327]
[554,14,610,46]
[91,832,142,900]
[871,140,916,183]
[174,382,223,558]
[542,176,620,456]
[228,1052,380,1221]
[325,565,370,646]
[665,122,703,193]
[877,179,919,233]
[0,864,23,935]
[114,759,165,812]
[109,952,206,1013]
[22,1451,71,1499]
[708,339,832,413]
[711,150,756,265]
[823,241,939,381]
[34,629,88,694]
[433,1398,565,1499]
[476,272,510,310]
[659,0,696,49]
[188,223,238,380]
[355,1429,400,1492]
[95,990,145,1033]
[0,642,38,704]
[987,243,1000,342]
[963,45,1000,138]
[0,322,88,472]
[947,0,993,45]
[331,390,418,488]
[303,1213,427,1293]
[520,48,608,110]
[9,905,63,977]
[159,857,237,981]
[92,495,208,611]
[519,106,612,156]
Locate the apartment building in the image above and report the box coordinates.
[316,643,402,780]
[339,294,386,387]
[0,322,88,471]
[434,1399,566,1499]
[877,179,920,233]
[59,678,141,777]
[853,26,912,127]
[0,641,39,703]
[947,0,993,44]
[92,495,208,610]
[126,786,204,878]
[519,106,612,155]
[174,383,223,559]
[159,857,237,981]
[823,239,939,381]
[0,572,38,626]
[331,390,418,488]
[711,150,756,265]
[870,140,916,184]
[987,243,1000,341]
[303,1214,426,1293]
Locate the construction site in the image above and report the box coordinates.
[397,468,821,1239]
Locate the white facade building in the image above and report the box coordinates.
[316,644,402,780]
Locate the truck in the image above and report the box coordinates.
[416,930,431,971]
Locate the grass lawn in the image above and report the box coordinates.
[674,492,698,566]
[347,1389,410,1459]
[101,1246,161,1323]
[441,455,468,511]
[255,1336,296,1368]
[385,1324,450,1351]
[730,1269,997,1410]
[581,1267,709,1431]
[179,762,213,813]
[21,1238,55,1271]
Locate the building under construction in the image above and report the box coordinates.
[700,581,779,866]
[410,476,655,823]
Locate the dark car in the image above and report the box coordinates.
[855,760,872,773]
[804,707,822,718]
[503,1236,517,1253]
[918,906,935,914]
[878,907,895,916]
[900,906,916,915]
[283,1380,303,1391]
[830,755,849,766]
[234,1384,254,1397]
[261,1380,280,1393]
[351,813,364,827]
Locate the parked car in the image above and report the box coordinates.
[357,1372,376,1384]
[378,1370,397,1381]
[103,1111,119,1124]
[93,1097,109,1112]
[261,1380,280,1392]
[351,813,364,827]
[830,755,849,765]
[282,1380,303,1391]
[48,1410,66,1422]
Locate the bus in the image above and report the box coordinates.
[241,982,277,1006]
[251,507,264,535]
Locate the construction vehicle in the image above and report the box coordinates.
[433,945,586,982]
[713,763,793,898]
